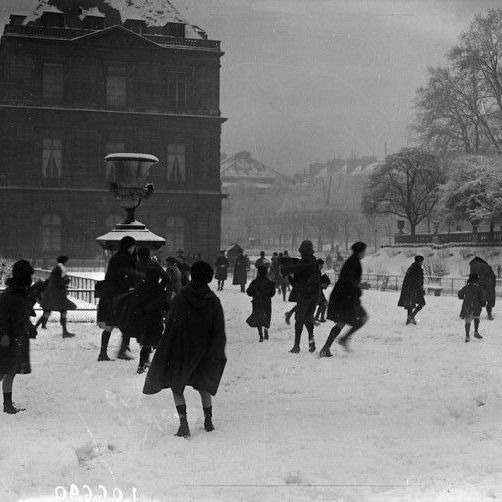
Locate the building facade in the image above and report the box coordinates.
[0,2,225,265]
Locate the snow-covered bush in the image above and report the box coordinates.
[424,258,449,277]
[459,248,474,260]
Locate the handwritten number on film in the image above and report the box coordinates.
[54,484,138,501]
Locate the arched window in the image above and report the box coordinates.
[105,214,123,229]
[41,214,62,252]
[166,216,185,254]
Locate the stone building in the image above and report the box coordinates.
[0,0,225,264]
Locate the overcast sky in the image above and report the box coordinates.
[1,0,501,173]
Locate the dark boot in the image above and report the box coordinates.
[285,311,292,325]
[465,323,470,343]
[35,314,48,330]
[264,328,269,340]
[175,405,190,438]
[203,406,215,432]
[117,336,134,360]
[258,328,263,343]
[98,331,112,361]
[320,325,342,358]
[61,319,76,338]
[474,319,482,339]
[290,324,301,353]
[137,346,151,374]
[3,393,24,414]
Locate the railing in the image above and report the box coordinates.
[395,231,502,246]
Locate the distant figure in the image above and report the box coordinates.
[315,272,331,324]
[0,260,35,414]
[458,273,486,343]
[398,255,426,325]
[246,266,276,342]
[233,251,249,293]
[143,261,227,438]
[497,264,502,280]
[469,257,496,320]
[281,240,320,354]
[0,262,6,286]
[255,251,270,272]
[320,242,368,357]
[277,253,289,301]
[325,254,333,271]
[97,236,138,361]
[165,257,182,300]
[215,250,229,291]
[176,254,191,287]
[36,256,77,338]
[269,252,282,291]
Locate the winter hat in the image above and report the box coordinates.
[190,261,214,284]
[137,247,150,260]
[119,236,136,251]
[468,273,479,284]
[12,259,34,280]
[415,255,424,263]
[56,255,69,264]
[298,240,314,255]
[257,265,268,277]
[351,242,367,254]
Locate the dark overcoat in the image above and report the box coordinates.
[232,255,248,286]
[117,280,168,347]
[398,262,426,309]
[469,258,496,309]
[0,281,33,375]
[143,282,226,397]
[327,254,367,325]
[215,256,229,281]
[269,258,281,285]
[246,276,276,328]
[40,266,77,312]
[458,283,487,319]
[281,255,320,301]
[97,249,137,326]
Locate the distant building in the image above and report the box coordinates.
[220,151,288,190]
[0,0,225,263]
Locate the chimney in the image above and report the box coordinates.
[164,22,185,38]
[40,9,65,28]
[124,18,147,34]
[9,14,27,26]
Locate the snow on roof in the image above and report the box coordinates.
[221,151,285,181]
[78,7,106,20]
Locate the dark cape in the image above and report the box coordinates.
[327,254,366,325]
[397,262,426,309]
[469,257,496,309]
[40,265,77,312]
[143,282,226,396]
[458,283,487,319]
[246,276,276,328]
[232,255,248,286]
[0,281,33,375]
[214,256,229,281]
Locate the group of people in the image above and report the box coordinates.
[398,254,497,342]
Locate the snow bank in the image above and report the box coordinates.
[3,287,502,501]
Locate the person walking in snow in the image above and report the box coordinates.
[398,255,426,325]
[215,250,229,291]
[280,240,320,354]
[315,268,331,324]
[269,252,282,291]
[277,253,289,301]
[320,242,368,357]
[469,257,496,320]
[143,261,226,438]
[458,273,486,343]
[35,256,77,338]
[232,251,248,293]
[246,265,276,342]
[165,257,182,300]
[255,251,270,273]
[97,236,138,362]
[0,260,35,414]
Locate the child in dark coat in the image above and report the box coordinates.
[315,273,331,324]
[246,266,276,342]
[458,273,486,343]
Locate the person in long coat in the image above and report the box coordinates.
[320,242,368,357]
[232,251,248,293]
[469,257,496,319]
[118,266,169,374]
[280,240,320,354]
[0,260,35,414]
[215,251,229,291]
[269,252,282,290]
[458,272,486,343]
[36,256,77,338]
[246,266,276,342]
[97,235,137,361]
[136,247,170,288]
[398,255,426,325]
[143,261,226,438]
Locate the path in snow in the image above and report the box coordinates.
[2,287,502,502]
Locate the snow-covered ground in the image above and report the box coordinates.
[3,286,502,502]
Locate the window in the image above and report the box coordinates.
[167,72,187,110]
[106,64,127,107]
[41,214,62,252]
[42,62,64,102]
[167,144,186,182]
[42,138,63,178]
[166,217,185,253]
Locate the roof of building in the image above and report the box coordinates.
[24,0,206,39]
[220,151,286,183]
[78,7,106,19]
